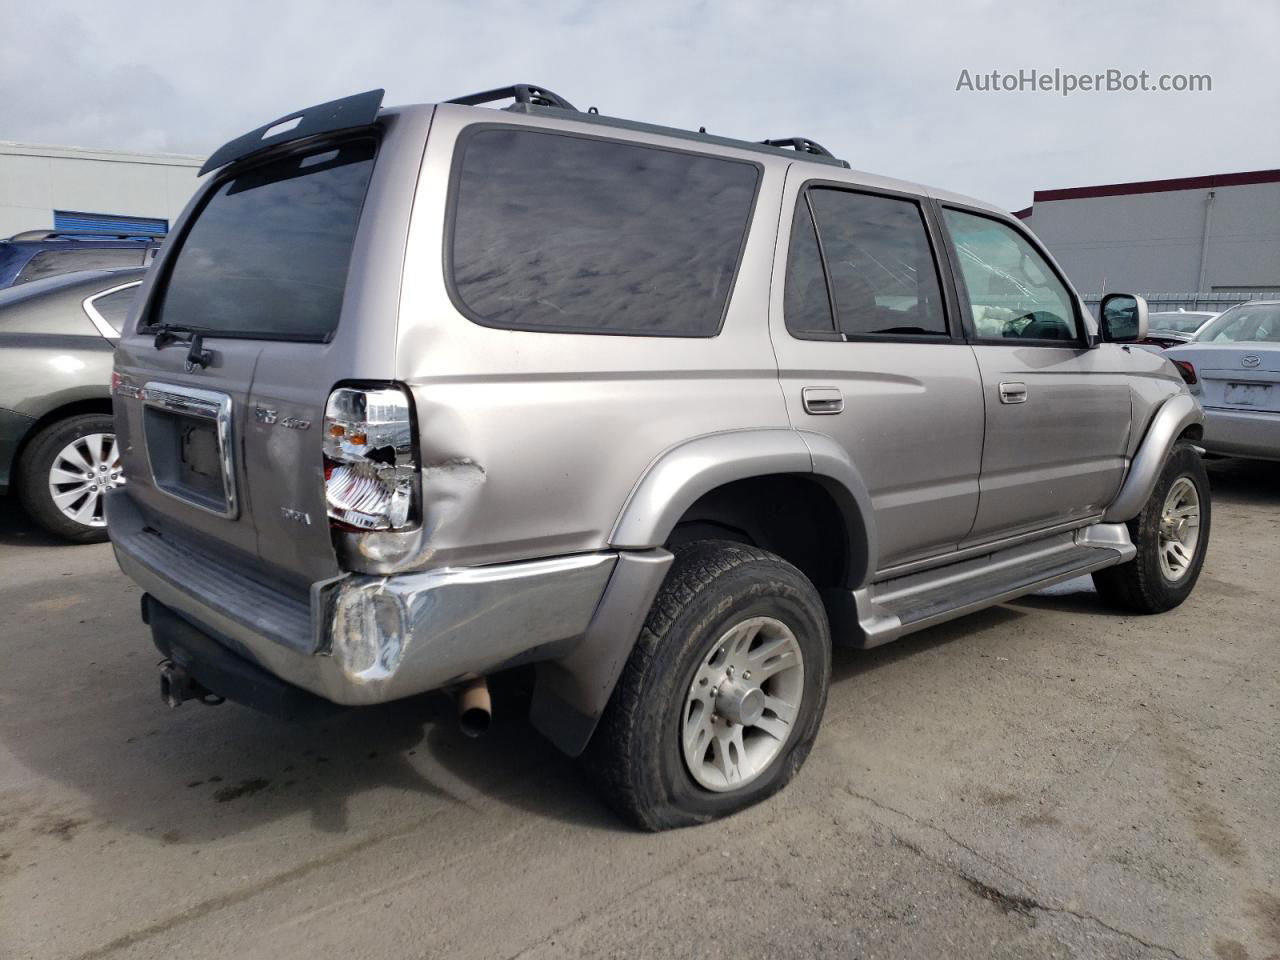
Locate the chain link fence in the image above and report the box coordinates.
[1084,292,1279,315]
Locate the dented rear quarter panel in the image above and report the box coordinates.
[392,104,792,570]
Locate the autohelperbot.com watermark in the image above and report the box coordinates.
[955,68,1212,96]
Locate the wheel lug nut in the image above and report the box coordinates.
[743,671,751,680]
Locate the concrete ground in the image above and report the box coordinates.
[1,459,1277,960]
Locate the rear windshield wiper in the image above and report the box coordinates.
[151,323,214,369]
[151,322,206,350]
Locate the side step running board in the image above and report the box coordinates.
[824,524,1135,649]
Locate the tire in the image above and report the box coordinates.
[584,540,831,831]
[1092,442,1210,614]
[17,414,122,544]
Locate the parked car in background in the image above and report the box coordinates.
[1136,309,1220,352]
[0,230,161,290]
[108,86,1209,830]
[0,268,144,541]
[1166,300,1280,461]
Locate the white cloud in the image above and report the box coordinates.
[1,0,1276,208]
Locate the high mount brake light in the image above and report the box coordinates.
[1172,360,1197,385]
[322,386,417,530]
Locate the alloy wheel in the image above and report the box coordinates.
[46,433,123,529]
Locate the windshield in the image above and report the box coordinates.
[152,138,376,340]
[1196,302,1280,343]
[1149,312,1212,334]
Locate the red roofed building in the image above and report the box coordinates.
[1014,169,1280,298]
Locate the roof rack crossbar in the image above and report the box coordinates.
[758,137,836,159]
[447,84,577,112]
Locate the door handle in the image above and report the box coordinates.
[999,381,1028,404]
[802,386,844,415]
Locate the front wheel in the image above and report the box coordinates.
[584,541,831,831]
[1093,442,1210,613]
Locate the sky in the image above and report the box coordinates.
[1,0,1276,211]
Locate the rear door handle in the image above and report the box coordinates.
[802,386,844,415]
[999,381,1028,404]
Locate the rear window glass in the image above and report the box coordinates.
[90,285,139,333]
[154,139,376,340]
[449,128,760,336]
[15,248,143,283]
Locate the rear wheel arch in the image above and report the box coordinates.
[12,396,114,474]
[608,429,877,590]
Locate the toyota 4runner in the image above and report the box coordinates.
[108,85,1210,830]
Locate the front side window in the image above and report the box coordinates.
[449,128,760,336]
[784,187,948,339]
[943,209,1078,342]
[1197,302,1280,343]
[155,138,377,340]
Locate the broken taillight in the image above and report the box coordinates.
[322,386,417,530]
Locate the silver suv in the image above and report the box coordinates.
[108,85,1210,830]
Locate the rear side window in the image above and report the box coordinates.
[15,248,143,284]
[88,285,139,334]
[784,200,835,336]
[805,188,948,338]
[449,128,760,336]
[153,139,376,340]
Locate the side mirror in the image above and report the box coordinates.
[1099,293,1149,343]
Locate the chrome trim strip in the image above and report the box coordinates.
[81,279,142,340]
[142,381,238,519]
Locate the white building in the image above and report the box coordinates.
[0,142,203,239]
[1016,168,1280,301]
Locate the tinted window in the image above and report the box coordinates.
[15,248,143,284]
[450,129,759,336]
[807,189,947,337]
[90,285,139,333]
[785,200,835,335]
[155,139,376,339]
[1198,302,1280,343]
[943,209,1078,342]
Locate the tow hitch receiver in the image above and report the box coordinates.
[158,659,225,708]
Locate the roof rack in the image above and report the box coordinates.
[447,84,577,112]
[758,137,836,159]
[446,84,850,169]
[6,229,163,242]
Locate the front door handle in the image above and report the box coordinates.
[802,386,844,415]
[999,381,1028,404]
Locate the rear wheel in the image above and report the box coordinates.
[17,414,122,543]
[585,541,831,831]
[1093,443,1210,613]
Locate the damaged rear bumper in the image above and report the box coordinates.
[108,490,616,706]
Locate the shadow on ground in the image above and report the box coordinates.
[0,495,73,548]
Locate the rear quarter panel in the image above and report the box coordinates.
[394,105,792,569]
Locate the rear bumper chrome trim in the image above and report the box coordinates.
[109,489,616,706]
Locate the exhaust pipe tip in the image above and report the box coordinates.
[457,677,492,738]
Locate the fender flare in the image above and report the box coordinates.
[1103,393,1204,522]
[608,428,877,586]
[530,429,879,757]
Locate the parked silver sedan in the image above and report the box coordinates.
[1165,300,1280,461]
[0,268,145,540]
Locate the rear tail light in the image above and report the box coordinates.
[322,386,417,531]
[1172,360,1197,385]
